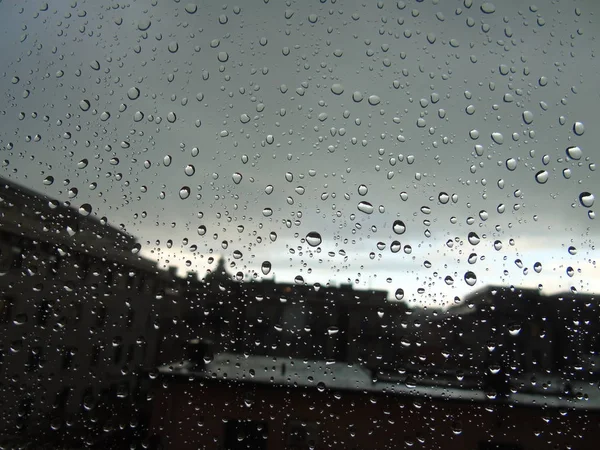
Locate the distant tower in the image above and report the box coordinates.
[204,256,229,285]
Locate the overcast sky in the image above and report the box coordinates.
[1,0,598,307]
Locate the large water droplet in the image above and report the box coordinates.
[535,170,549,184]
[179,186,190,199]
[392,220,406,235]
[79,99,90,111]
[184,165,195,176]
[505,158,517,171]
[566,146,582,160]
[394,288,404,300]
[261,261,272,275]
[368,95,381,105]
[357,201,374,214]
[163,155,172,166]
[185,3,198,14]
[579,192,594,208]
[357,184,368,196]
[78,203,92,216]
[480,2,496,14]
[331,83,344,95]
[306,232,322,247]
[232,172,243,184]
[464,271,477,286]
[127,87,140,100]
[468,232,480,245]
[491,132,504,144]
[573,121,585,136]
[262,208,273,217]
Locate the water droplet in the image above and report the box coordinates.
[327,326,339,335]
[480,2,496,14]
[183,165,195,177]
[43,176,54,185]
[100,111,111,121]
[566,146,582,160]
[179,186,190,200]
[464,271,477,286]
[261,261,272,275]
[79,99,90,111]
[352,91,364,102]
[232,172,243,184]
[78,203,92,216]
[573,121,585,136]
[185,3,198,14]
[505,158,517,171]
[197,225,207,236]
[394,288,404,300]
[306,232,322,247]
[579,192,594,208]
[137,18,151,31]
[265,185,274,195]
[357,184,368,196]
[533,262,542,273]
[392,220,406,235]
[331,83,344,95]
[240,113,251,123]
[444,276,454,285]
[568,246,577,255]
[127,87,140,100]
[357,201,374,214]
[13,313,28,326]
[508,323,521,336]
[77,159,88,169]
[368,95,381,105]
[491,132,504,144]
[168,41,179,53]
[163,155,172,166]
[522,110,534,124]
[566,266,574,277]
[468,232,480,245]
[390,241,401,253]
[438,192,450,204]
[493,240,503,251]
[217,51,229,62]
[535,170,549,184]
[262,208,273,217]
[90,60,100,70]
[167,112,177,123]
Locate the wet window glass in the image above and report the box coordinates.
[0,0,598,449]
